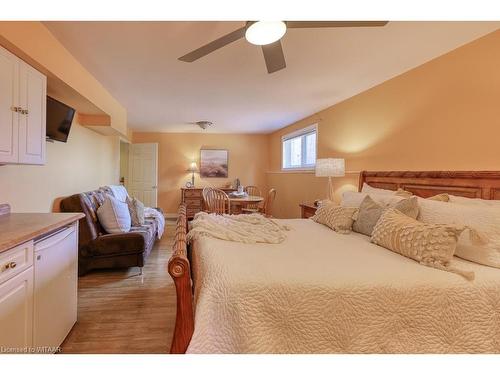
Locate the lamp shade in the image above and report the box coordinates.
[315,158,345,177]
[188,161,198,172]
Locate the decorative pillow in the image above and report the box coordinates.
[97,194,131,234]
[448,194,500,207]
[361,183,395,196]
[427,193,449,202]
[395,188,413,198]
[126,196,145,226]
[103,185,129,203]
[341,191,404,208]
[418,198,500,268]
[371,208,473,280]
[312,204,358,234]
[353,196,419,236]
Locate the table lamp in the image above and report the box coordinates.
[315,158,345,201]
[187,161,198,186]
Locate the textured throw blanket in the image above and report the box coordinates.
[144,207,165,239]
[187,212,290,244]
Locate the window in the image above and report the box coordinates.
[282,124,317,170]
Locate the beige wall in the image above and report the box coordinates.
[0,121,119,213]
[133,132,269,214]
[268,29,500,218]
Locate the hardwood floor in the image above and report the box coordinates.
[61,226,176,353]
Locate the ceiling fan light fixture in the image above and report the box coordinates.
[245,21,287,46]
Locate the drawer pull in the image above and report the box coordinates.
[4,261,17,270]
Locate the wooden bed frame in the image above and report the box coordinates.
[168,170,500,353]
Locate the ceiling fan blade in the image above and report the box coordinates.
[179,26,246,62]
[261,40,286,74]
[287,21,388,28]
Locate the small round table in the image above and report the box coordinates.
[228,195,264,214]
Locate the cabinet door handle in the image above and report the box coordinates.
[21,109,29,115]
[11,106,21,113]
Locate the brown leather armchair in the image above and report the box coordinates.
[60,189,158,276]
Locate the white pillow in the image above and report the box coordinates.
[97,194,131,234]
[106,185,130,203]
[418,198,500,268]
[341,191,404,208]
[361,183,395,196]
[449,194,500,207]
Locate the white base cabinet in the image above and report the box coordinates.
[0,223,78,353]
[0,268,34,351]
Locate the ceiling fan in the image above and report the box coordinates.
[179,21,388,74]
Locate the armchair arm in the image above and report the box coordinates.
[89,232,146,256]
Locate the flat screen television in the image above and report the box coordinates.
[46,96,75,142]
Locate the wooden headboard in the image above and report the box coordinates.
[359,171,500,200]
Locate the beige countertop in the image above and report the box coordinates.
[0,212,85,253]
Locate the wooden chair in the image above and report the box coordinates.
[202,187,212,211]
[205,188,230,214]
[242,188,277,217]
[262,188,277,217]
[244,185,261,210]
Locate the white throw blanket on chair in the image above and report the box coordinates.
[144,206,165,239]
[187,212,290,244]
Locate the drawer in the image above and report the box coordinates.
[184,189,202,198]
[0,240,34,285]
[185,198,202,207]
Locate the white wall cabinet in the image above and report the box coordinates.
[0,45,46,165]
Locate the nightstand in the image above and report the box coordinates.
[299,203,317,218]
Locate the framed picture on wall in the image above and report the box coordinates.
[200,149,228,178]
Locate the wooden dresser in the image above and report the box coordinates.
[181,188,234,219]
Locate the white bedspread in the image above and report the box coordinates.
[187,218,500,353]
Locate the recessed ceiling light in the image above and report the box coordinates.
[245,21,287,46]
[195,121,213,130]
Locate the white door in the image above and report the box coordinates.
[33,225,78,349]
[18,62,46,165]
[0,267,34,349]
[128,143,158,207]
[0,45,19,164]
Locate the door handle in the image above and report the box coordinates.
[152,186,157,189]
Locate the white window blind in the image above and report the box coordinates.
[282,125,317,170]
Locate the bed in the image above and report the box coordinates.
[168,171,500,354]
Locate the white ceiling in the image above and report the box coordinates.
[44,21,500,134]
